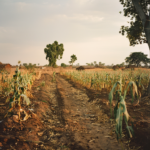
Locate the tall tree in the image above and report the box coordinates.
[125,52,150,67]
[119,0,150,54]
[90,62,94,66]
[99,62,105,66]
[23,63,27,66]
[94,61,97,66]
[44,41,64,67]
[86,63,91,66]
[69,54,77,66]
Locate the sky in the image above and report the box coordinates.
[0,0,149,66]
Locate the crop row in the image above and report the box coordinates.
[61,69,150,142]
[0,67,41,121]
[61,70,149,96]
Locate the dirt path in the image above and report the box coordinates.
[57,74,150,150]
[1,73,149,150]
[55,74,128,150]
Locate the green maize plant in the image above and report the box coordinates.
[41,81,45,86]
[61,69,150,98]
[90,77,95,88]
[60,69,150,141]
[108,78,138,141]
[52,71,56,82]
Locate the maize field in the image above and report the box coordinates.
[60,69,150,141]
[0,66,41,121]
[61,69,149,95]
[0,67,149,149]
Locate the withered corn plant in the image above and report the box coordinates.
[4,66,36,121]
[108,76,138,141]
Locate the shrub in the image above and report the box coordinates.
[61,63,67,68]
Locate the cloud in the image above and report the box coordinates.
[0,27,16,43]
[45,13,104,23]
[0,0,149,66]
[0,26,7,33]
[72,0,95,6]
[70,14,104,22]
[64,34,130,53]
[15,2,31,11]
[0,26,15,34]
[46,3,61,9]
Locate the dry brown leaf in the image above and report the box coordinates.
[13,115,19,123]
[63,109,70,114]
[37,132,44,136]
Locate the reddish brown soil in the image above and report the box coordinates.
[60,74,150,150]
[0,73,149,150]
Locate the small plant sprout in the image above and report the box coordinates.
[41,81,45,86]
[52,71,56,82]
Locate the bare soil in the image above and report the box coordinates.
[0,73,149,150]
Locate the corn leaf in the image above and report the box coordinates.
[123,81,138,102]
[108,81,121,105]
[114,96,131,140]
[21,94,31,105]
[126,125,134,138]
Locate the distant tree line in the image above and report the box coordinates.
[22,63,37,73]
[85,61,105,68]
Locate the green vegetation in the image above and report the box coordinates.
[41,81,45,86]
[69,54,77,66]
[23,63,36,73]
[125,52,150,67]
[108,78,136,140]
[44,41,64,67]
[61,69,149,141]
[86,61,105,67]
[61,63,67,67]
[1,66,36,120]
[115,62,125,68]
[52,72,56,82]
[119,0,150,50]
